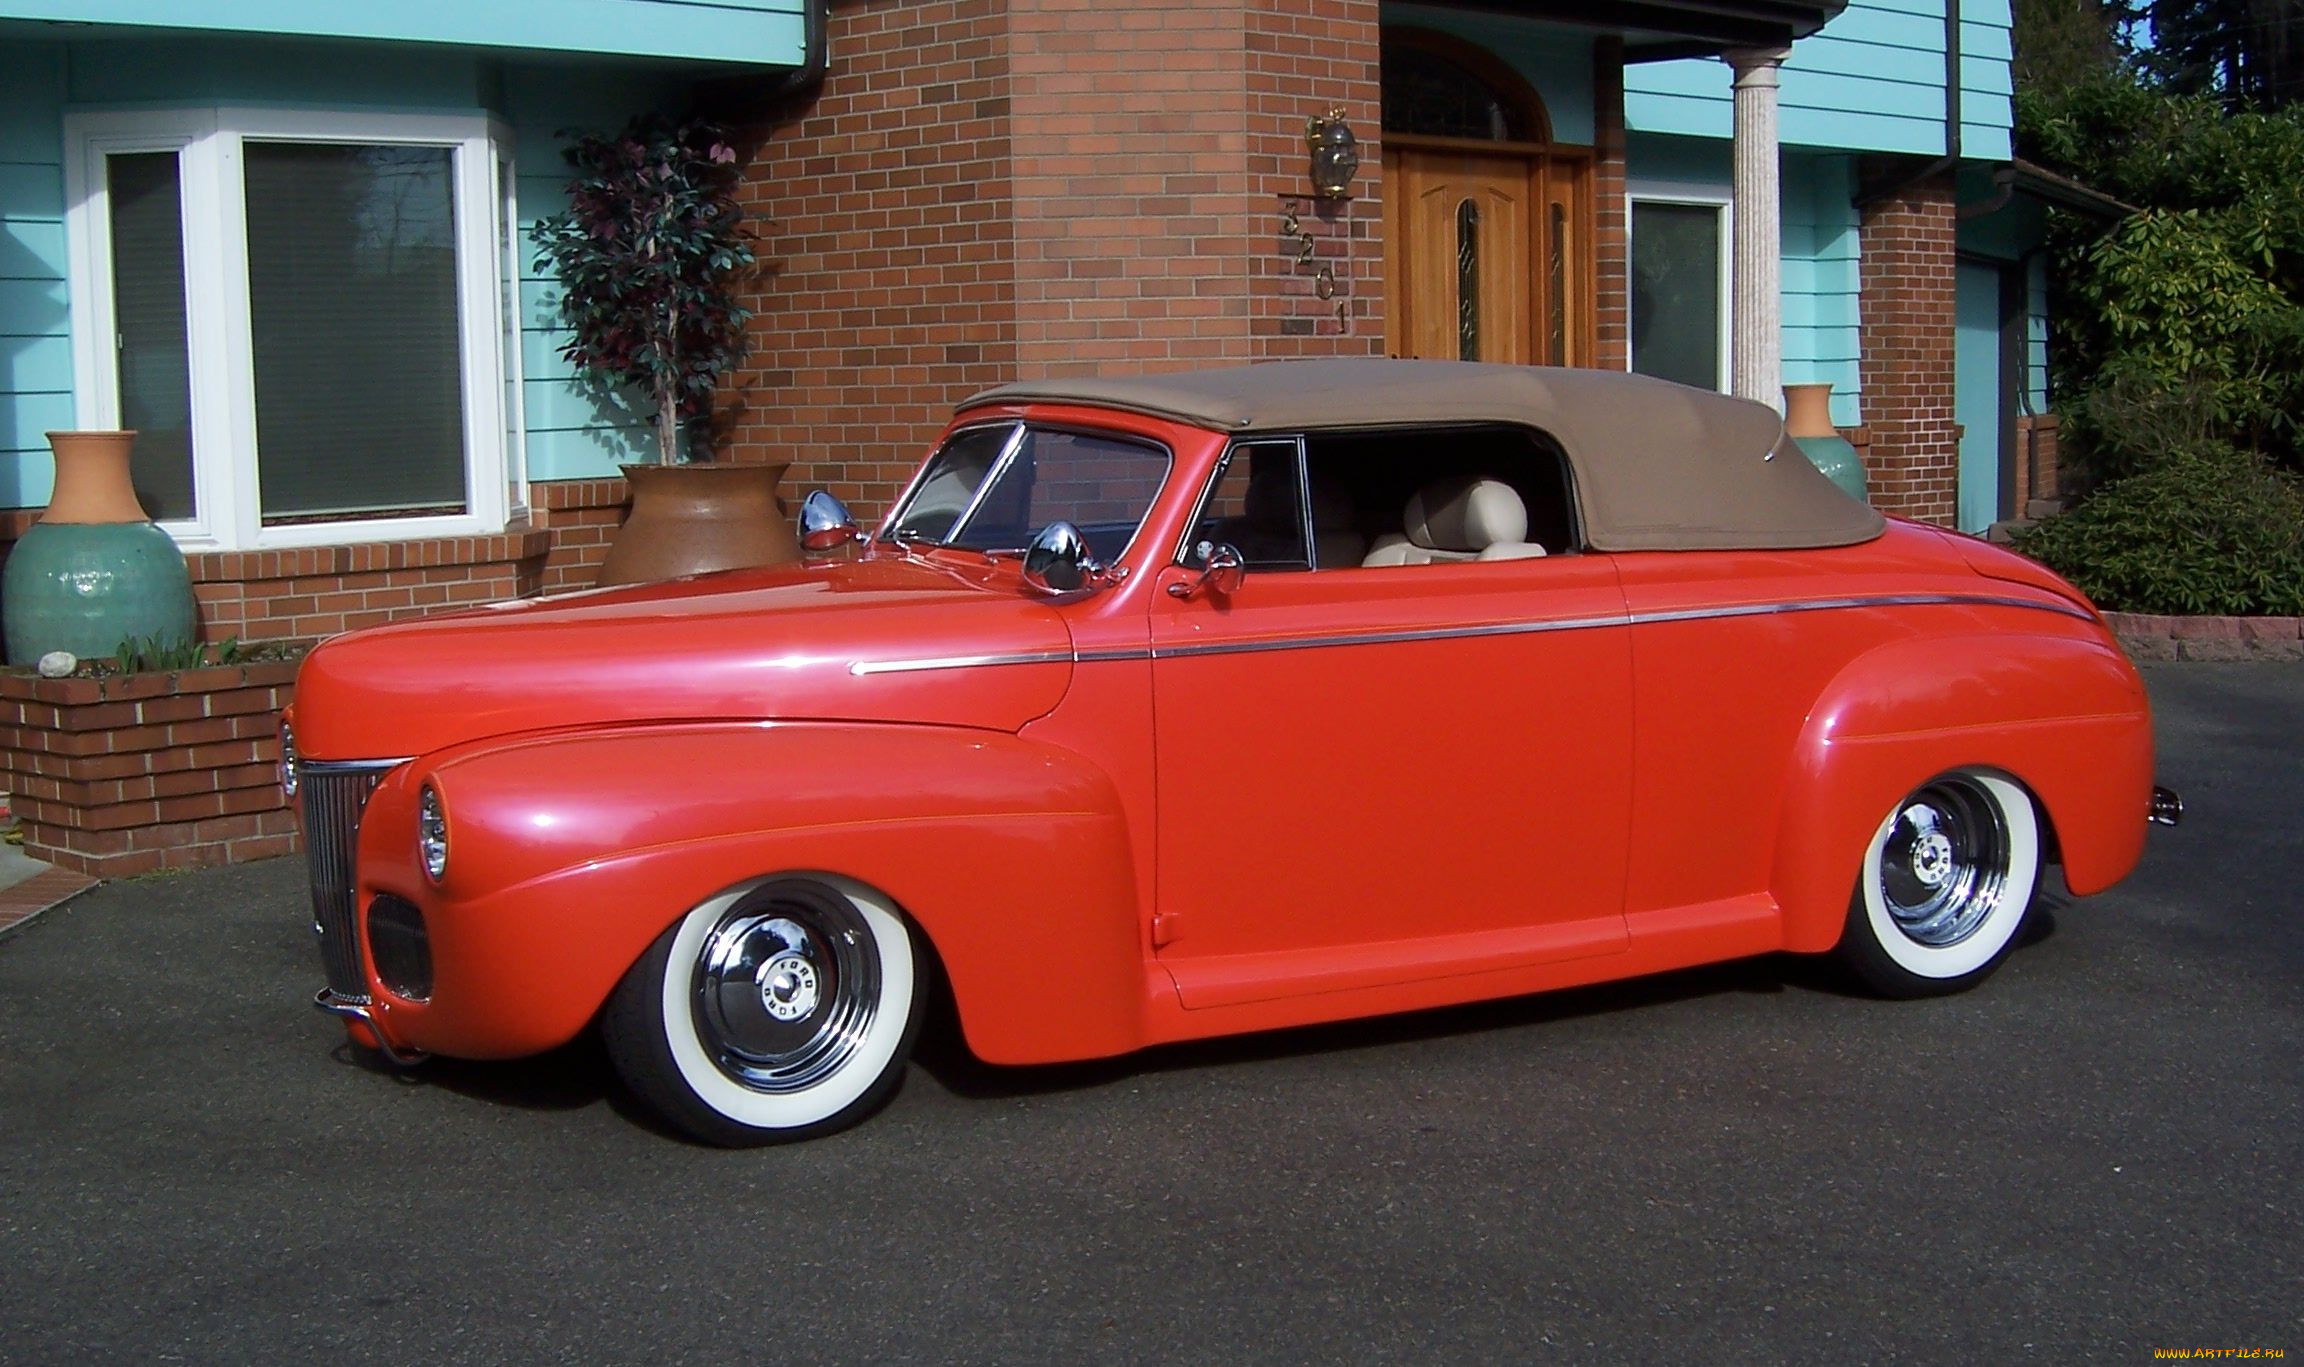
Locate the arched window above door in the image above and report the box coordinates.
[1380,32,1552,145]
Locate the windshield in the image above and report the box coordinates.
[884,423,1172,563]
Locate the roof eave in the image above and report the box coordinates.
[1415,0,1849,57]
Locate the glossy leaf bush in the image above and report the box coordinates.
[2016,445,2304,615]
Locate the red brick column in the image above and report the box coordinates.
[1592,37,1629,372]
[723,0,1022,525]
[1858,165,1958,525]
[726,0,1385,522]
[1245,0,1385,358]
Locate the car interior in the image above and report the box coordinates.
[1187,425,1580,571]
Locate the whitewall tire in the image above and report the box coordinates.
[1835,770,2042,998]
[602,874,923,1146]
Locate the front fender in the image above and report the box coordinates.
[1771,630,2152,953]
[355,721,1145,1065]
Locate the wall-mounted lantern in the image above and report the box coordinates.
[1306,108,1359,199]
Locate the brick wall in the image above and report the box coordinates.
[0,480,635,648]
[723,0,1020,527]
[2018,412,2061,511]
[1857,165,1958,526]
[0,661,298,877]
[726,0,1385,524]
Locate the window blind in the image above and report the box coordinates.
[242,142,468,522]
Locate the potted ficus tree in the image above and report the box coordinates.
[532,114,797,584]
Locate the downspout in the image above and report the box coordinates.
[762,0,828,107]
[1854,0,1962,208]
[696,0,828,121]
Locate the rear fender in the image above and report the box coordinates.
[357,722,1144,1064]
[1772,631,2152,953]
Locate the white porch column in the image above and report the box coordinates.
[1728,46,1790,412]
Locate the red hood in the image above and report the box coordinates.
[292,555,1075,760]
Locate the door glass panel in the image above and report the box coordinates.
[243,141,469,523]
[106,152,197,521]
[1185,441,1307,570]
[1548,202,1568,366]
[1456,198,1480,362]
[1629,201,1723,391]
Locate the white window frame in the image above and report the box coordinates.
[1624,179,1734,394]
[63,107,525,551]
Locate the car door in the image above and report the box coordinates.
[1145,436,1634,1010]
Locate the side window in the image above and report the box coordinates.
[1301,426,1580,567]
[1183,440,1309,570]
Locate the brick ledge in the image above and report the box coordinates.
[2103,612,2304,662]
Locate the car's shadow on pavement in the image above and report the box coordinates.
[332,891,2064,1131]
[917,895,2065,1101]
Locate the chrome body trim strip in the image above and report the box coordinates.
[845,593,2093,675]
[850,650,1076,677]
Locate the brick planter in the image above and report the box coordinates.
[0,660,299,878]
[2103,613,2304,662]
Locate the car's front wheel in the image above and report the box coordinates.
[602,874,923,1146]
[1835,769,2042,998]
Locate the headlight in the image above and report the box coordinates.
[278,720,298,798]
[417,784,449,882]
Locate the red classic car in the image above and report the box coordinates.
[286,360,2177,1145]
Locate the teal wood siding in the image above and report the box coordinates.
[1629,138,1864,425]
[0,36,681,506]
[0,1,804,67]
[1381,4,1597,145]
[504,65,674,478]
[1955,175,2052,410]
[1626,0,2014,160]
[1782,154,1862,427]
[0,44,69,508]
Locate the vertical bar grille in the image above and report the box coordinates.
[299,762,398,1004]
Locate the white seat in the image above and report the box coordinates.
[1362,476,1546,566]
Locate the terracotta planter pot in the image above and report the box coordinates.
[2,430,198,664]
[595,462,805,587]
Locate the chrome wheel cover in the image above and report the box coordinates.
[1877,776,2011,948]
[691,885,882,1094]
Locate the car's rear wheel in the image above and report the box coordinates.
[1835,769,2041,998]
[602,874,922,1146]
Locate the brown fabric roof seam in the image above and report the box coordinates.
[962,359,1886,553]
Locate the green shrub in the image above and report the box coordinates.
[2014,445,2304,615]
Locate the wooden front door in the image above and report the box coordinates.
[1384,143,1591,367]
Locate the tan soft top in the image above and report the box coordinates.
[961,359,1885,552]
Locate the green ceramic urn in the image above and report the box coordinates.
[2,431,197,665]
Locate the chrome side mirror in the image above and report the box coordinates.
[1021,521,1127,596]
[1167,541,1245,600]
[799,490,863,552]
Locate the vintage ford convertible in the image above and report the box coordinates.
[287,360,2175,1145]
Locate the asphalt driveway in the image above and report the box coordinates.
[1,663,2296,1365]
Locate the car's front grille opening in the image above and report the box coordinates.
[298,763,398,1004]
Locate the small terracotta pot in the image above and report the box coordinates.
[595,462,805,587]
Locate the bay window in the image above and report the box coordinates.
[64,109,524,550]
